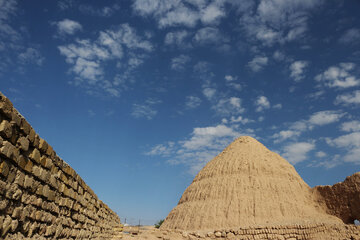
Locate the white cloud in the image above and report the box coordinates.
[128,54,145,69]
[202,87,216,100]
[171,54,190,71]
[164,30,191,48]
[225,75,242,91]
[58,23,153,97]
[326,132,360,164]
[308,110,344,126]
[57,0,75,10]
[18,47,44,66]
[248,56,268,72]
[131,98,161,120]
[255,95,270,112]
[315,63,360,88]
[272,110,344,143]
[343,148,360,164]
[273,103,282,109]
[212,97,245,116]
[229,97,241,108]
[339,28,360,44]
[289,120,309,132]
[200,2,226,25]
[273,50,286,61]
[72,58,102,83]
[146,141,175,156]
[183,124,238,150]
[307,90,325,100]
[0,0,37,73]
[310,155,341,169]
[340,120,360,132]
[230,116,253,124]
[146,123,242,174]
[79,4,120,17]
[272,130,301,143]
[290,110,344,131]
[335,90,360,105]
[193,27,225,45]
[59,39,111,62]
[132,0,226,29]
[55,19,82,36]
[328,132,360,148]
[132,0,199,28]
[282,142,315,165]
[225,75,236,82]
[185,96,202,109]
[193,61,210,73]
[290,60,308,81]
[239,0,321,46]
[100,24,153,52]
[0,0,18,38]
[316,151,326,158]
[161,7,199,28]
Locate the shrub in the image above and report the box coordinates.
[154,219,164,228]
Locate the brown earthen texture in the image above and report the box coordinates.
[124,224,360,240]
[0,91,121,239]
[161,136,360,239]
[313,172,360,224]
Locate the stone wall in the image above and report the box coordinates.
[0,92,121,239]
[175,223,360,240]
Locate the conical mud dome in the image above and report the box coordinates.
[161,136,342,231]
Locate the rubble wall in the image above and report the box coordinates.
[313,172,360,224]
[172,223,360,240]
[0,92,121,239]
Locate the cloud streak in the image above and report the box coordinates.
[132,0,226,28]
[58,23,153,97]
[54,19,82,36]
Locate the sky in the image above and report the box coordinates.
[1,0,360,225]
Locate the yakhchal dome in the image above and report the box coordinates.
[161,136,355,232]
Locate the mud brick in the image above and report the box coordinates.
[46,144,54,157]
[14,170,25,187]
[0,93,13,117]
[28,128,35,144]
[24,159,33,173]
[0,120,12,139]
[0,160,10,177]
[39,138,48,153]
[17,155,27,170]
[34,134,40,148]
[24,175,34,189]
[10,111,21,127]
[29,148,41,163]
[20,117,31,135]
[0,140,15,159]
[17,137,29,152]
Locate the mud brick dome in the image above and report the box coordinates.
[161,136,360,239]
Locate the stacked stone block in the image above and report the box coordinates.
[177,223,360,240]
[0,92,121,239]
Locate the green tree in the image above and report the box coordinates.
[154,219,164,228]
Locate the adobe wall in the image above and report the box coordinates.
[313,172,360,224]
[161,223,360,240]
[0,92,121,239]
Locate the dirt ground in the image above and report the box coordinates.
[118,226,185,240]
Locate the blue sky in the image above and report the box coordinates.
[1,0,360,225]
